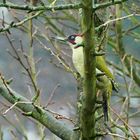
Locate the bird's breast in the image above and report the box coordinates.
[72,47,84,77]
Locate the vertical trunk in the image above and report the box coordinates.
[80,0,96,139]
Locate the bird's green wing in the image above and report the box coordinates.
[96,56,114,80]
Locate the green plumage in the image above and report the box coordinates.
[96,56,114,80]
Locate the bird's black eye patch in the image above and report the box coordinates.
[68,35,76,41]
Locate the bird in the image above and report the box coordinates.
[54,34,118,121]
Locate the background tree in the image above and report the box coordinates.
[0,0,140,140]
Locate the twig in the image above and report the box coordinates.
[3,102,18,115]
[2,101,32,115]
[107,132,130,140]
[110,107,139,140]
[94,0,128,11]
[0,11,43,33]
[35,36,77,78]
[46,109,76,124]
[45,83,61,107]
[96,13,140,30]
[107,60,130,77]
[0,0,128,12]
[0,73,14,97]
[0,2,82,11]
[97,24,109,51]
[6,34,39,97]
[1,115,28,140]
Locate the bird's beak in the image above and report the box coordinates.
[51,36,67,43]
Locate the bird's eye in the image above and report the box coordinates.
[67,35,77,45]
[70,35,75,40]
[68,35,75,41]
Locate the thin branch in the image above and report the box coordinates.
[0,0,128,13]
[107,132,130,140]
[45,83,60,107]
[46,109,76,124]
[27,8,39,102]
[2,101,32,115]
[1,114,28,140]
[96,13,140,30]
[0,11,43,33]
[94,0,128,11]
[0,2,82,11]
[35,36,77,78]
[110,107,139,140]
[0,74,14,97]
[6,34,39,97]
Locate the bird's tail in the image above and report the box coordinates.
[96,75,112,122]
[102,91,108,122]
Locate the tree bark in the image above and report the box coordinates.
[80,0,96,139]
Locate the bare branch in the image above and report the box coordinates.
[0,11,43,33]
[110,107,139,140]
[94,0,128,11]
[45,83,60,107]
[96,13,140,30]
[0,2,82,12]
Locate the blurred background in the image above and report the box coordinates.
[0,0,140,139]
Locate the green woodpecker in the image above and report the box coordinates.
[55,34,118,121]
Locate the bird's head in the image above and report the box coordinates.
[66,34,84,49]
[53,34,84,49]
